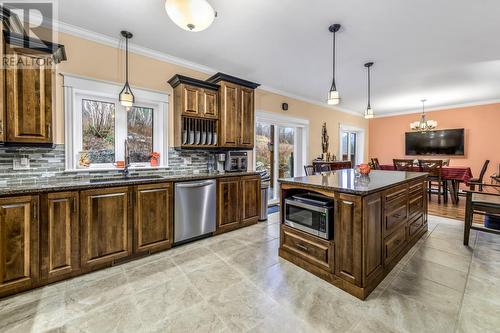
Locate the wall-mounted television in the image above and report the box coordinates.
[405,129,465,156]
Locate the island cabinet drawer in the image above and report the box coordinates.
[281,225,333,272]
[384,202,408,235]
[384,225,407,265]
[384,184,408,205]
[409,181,424,196]
[409,194,424,217]
[408,214,425,239]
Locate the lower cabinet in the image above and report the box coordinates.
[80,187,132,269]
[40,192,79,282]
[217,175,260,233]
[0,195,39,295]
[134,183,173,253]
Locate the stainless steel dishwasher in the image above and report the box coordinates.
[174,179,216,244]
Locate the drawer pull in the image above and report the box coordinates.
[296,243,309,252]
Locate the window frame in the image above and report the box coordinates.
[63,74,169,171]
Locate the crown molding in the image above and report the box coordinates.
[372,98,500,118]
[54,20,363,118]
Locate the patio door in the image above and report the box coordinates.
[255,113,308,205]
[339,125,365,167]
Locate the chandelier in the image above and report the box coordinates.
[410,99,437,131]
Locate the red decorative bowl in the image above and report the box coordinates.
[359,164,371,175]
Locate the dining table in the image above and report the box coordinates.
[379,164,473,205]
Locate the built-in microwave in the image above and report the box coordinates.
[284,193,333,240]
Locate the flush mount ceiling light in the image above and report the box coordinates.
[119,30,134,111]
[165,0,217,32]
[327,24,341,105]
[364,62,374,119]
[410,99,438,131]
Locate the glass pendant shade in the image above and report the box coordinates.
[364,107,374,119]
[165,0,216,32]
[410,100,437,131]
[120,31,134,111]
[328,89,340,105]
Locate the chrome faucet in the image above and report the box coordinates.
[124,139,130,177]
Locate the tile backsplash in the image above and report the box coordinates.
[0,145,211,186]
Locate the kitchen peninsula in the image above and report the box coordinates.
[278,169,428,299]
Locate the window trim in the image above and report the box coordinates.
[63,74,169,171]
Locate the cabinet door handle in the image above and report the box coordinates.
[33,201,38,220]
[296,243,308,252]
[47,125,51,138]
[0,119,3,135]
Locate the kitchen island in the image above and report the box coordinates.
[278,169,428,300]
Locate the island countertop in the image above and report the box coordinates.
[278,169,427,195]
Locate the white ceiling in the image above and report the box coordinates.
[58,0,500,116]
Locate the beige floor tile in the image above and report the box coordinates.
[388,270,462,316]
[368,289,457,333]
[133,275,203,327]
[207,238,251,259]
[124,257,183,292]
[63,299,144,333]
[412,246,471,273]
[457,295,500,333]
[186,260,245,298]
[403,256,468,292]
[207,281,280,332]
[469,257,500,280]
[473,248,500,263]
[423,236,474,258]
[349,317,401,333]
[171,246,225,273]
[150,302,227,333]
[228,239,280,275]
[465,274,500,307]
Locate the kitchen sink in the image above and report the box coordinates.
[89,175,164,183]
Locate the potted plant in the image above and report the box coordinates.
[150,151,160,167]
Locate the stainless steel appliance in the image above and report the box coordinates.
[174,179,216,244]
[215,153,226,173]
[284,193,333,239]
[225,151,248,172]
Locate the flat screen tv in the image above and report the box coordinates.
[405,129,465,156]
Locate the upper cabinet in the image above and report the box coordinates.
[168,72,259,149]
[206,73,259,149]
[1,31,66,145]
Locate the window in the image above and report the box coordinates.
[339,125,365,167]
[64,75,168,171]
[127,106,153,163]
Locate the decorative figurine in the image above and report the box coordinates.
[321,122,329,156]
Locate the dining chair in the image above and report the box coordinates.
[371,158,381,170]
[464,183,500,246]
[304,165,315,176]
[418,159,445,204]
[393,159,415,171]
[469,160,490,191]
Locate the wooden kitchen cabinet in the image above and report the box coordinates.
[4,45,54,144]
[241,175,261,225]
[0,195,39,296]
[80,187,132,269]
[134,183,173,253]
[217,175,261,234]
[40,192,80,282]
[206,73,260,149]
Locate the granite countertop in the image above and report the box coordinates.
[278,169,427,195]
[0,171,260,196]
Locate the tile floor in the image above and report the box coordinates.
[1,213,500,332]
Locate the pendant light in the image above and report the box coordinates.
[327,24,341,105]
[165,0,217,32]
[364,62,374,119]
[410,99,438,131]
[119,31,134,111]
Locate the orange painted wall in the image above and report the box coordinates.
[368,103,500,179]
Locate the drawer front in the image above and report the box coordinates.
[409,194,424,217]
[281,226,333,272]
[384,184,408,205]
[385,202,408,235]
[384,226,407,264]
[408,214,425,238]
[409,181,424,196]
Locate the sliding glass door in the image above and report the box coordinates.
[255,118,307,205]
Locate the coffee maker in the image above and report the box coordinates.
[215,153,226,173]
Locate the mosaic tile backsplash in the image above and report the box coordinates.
[0,145,211,186]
